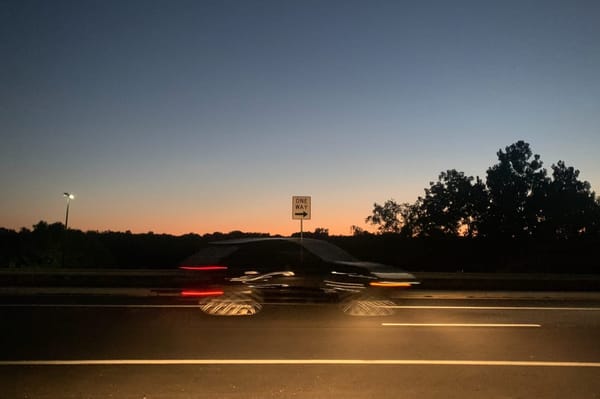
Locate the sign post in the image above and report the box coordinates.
[292,196,311,241]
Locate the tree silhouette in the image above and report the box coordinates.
[350,225,371,236]
[366,200,402,233]
[483,141,549,238]
[416,170,488,237]
[366,200,419,236]
[542,161,599,238]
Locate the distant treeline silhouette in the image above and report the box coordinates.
[0,223,598,273]
[330,235,599,274]
[0,223,269,269]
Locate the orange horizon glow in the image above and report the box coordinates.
[1,195,387,236]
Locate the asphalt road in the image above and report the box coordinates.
[1,293,600,399]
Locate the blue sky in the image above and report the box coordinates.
[1,0,599,235]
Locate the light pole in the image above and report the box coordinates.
[63,192,75,230]
[62,192,74,268]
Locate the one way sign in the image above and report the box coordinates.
[292,196,311,220]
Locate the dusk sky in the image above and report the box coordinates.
[2,0,599,236]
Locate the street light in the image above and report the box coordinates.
[62,192,75,268]
[63,192,75,230]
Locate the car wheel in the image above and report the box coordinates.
[199,291,263,316]
[340,297,396,316]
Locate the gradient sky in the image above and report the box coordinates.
[2,0,599,236]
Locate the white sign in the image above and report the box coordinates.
[292,196,311,220]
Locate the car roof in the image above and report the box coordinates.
[210,237,315,245]
[203,237,358,263]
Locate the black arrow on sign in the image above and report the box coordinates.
[295,211,308,217]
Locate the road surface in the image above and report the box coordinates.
[1,293,599,398]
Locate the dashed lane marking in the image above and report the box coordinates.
[1,359,599,367]
[381,323,541,328]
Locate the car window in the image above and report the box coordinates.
[300,239,358,262]
[180,245,238,266]
[223,241,324,273]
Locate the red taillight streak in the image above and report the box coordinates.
[180,290,224,297]
[180,266,228,271]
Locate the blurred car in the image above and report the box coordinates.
[179,237,418,316]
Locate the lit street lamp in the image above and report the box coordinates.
[62,192,75,268]
[63,192,75,230]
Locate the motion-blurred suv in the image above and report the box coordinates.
[179,237,418,316]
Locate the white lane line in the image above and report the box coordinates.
[383,305,600,311]
[1,359,599,367]
[381,323,541,328]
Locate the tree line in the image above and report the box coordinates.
[363,141,600,239]
[0,222,269,269]
[2,221,598,272]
